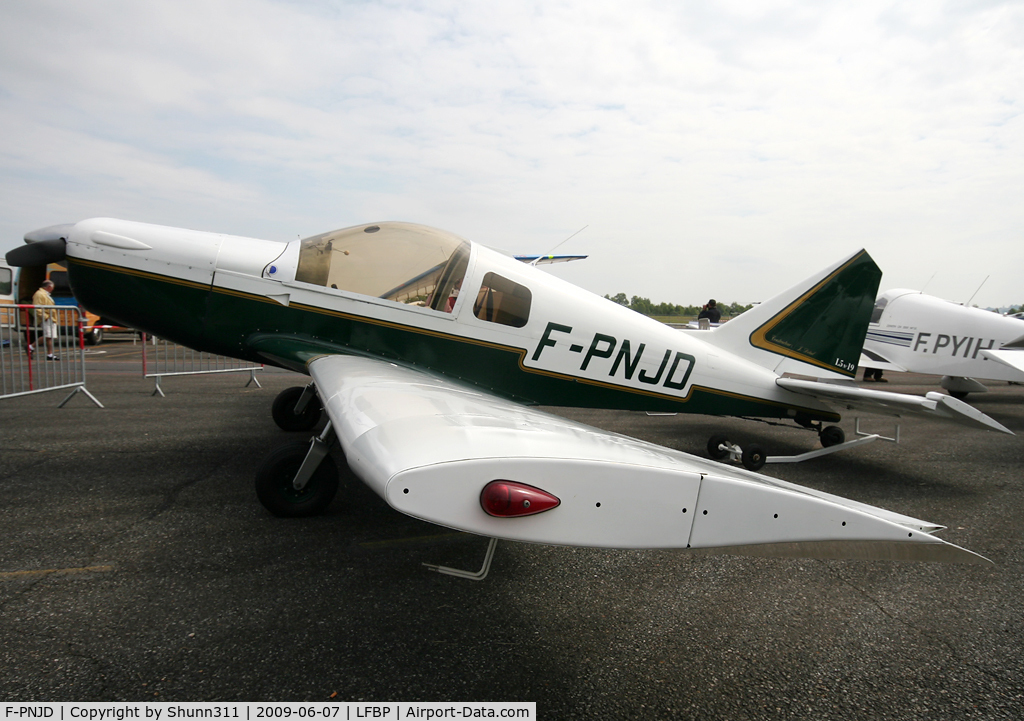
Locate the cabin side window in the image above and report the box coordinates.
[870,296,888,323]
[473,273,532,328]
[0,267,11,297]
[293,222,470,313]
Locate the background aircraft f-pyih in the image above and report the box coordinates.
[7,219,1004,566]
[860,289,1024,398]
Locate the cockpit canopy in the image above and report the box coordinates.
[295,222,470,312]
[871,289,921,323]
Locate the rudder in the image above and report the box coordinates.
[704,250,881,378]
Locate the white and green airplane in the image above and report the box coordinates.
[8,219,1011,570]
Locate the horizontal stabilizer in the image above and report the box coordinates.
[777,377,1013,434]
[309,355,986,563]
[982,349,1024,377]
[1003,332,1024,350]
[858,349,907,373]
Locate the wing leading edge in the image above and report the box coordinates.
[307,355,983,563]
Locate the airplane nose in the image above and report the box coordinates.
[25,223,76,244]
[6,224,74,266]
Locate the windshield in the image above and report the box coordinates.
[295,222,471,312]
[870,296,888,323]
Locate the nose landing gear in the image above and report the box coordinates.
[271,384,323,431]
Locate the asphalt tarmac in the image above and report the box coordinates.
[1,339,1022,719]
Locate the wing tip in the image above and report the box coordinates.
[691,539,991,565]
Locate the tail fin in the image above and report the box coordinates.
[705,250,881,378]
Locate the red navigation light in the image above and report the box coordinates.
[480,480,560,518]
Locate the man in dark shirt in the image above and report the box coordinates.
[697,299,721,324]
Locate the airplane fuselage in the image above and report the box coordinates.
[63,218,838,421]
[864,289,1024,382]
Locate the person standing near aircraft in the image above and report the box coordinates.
[698,299,721,323]
[862,367,886,382]
[32,279,59,360]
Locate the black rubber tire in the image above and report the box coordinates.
[707,434,731,460]
[819,425,846,448]
[741,444,766,471]
[255,441,339,517]
[271,386,323,431]
[950,390,969,400]
[85,328,103,346]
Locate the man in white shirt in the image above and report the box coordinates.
[32,280,59,360]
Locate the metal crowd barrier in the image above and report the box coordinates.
[141,333,263,396]
[0,304,103,407]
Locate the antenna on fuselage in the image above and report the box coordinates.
[920,271,937,293]
[529,225,588,266]
[965,276,989,307]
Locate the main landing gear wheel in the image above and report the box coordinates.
[255,440,339,517]
[272,386,323,431]
[707,434,731,460]
[741,444,766,471]
[819,425,846,448]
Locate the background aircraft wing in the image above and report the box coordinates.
[776,377,1012,434]
[306,354,983,563]
[514,253,588,264]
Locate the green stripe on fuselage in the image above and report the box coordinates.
[67,258,837,420]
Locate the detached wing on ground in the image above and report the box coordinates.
[308,355,984,563]
[777,377,1013,434]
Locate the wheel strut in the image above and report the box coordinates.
[293,421,335,491]
[255,428,340,518]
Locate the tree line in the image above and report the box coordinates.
[603,293,753,318]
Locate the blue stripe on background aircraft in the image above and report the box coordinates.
[6,219,1012,571]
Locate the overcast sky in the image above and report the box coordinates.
[1,0,1021,308]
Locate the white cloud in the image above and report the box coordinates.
[1,0,1022,307]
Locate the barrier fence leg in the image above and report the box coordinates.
[152,375,166,398]
[58,384,105,409]
[246,368,262,388]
